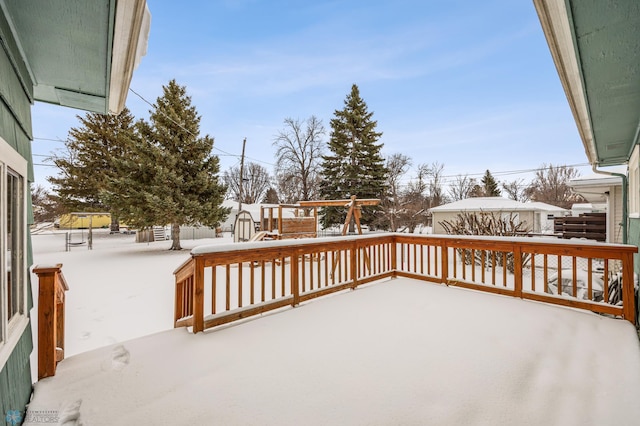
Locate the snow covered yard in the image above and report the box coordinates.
[26,230,640,425]
[29,230,233,358]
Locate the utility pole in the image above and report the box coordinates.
[238,137,246,213]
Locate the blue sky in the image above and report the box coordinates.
[31,0,591,190]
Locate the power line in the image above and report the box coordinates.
[129,87,242,158]
[33,137,66,143]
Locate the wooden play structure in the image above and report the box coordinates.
[259,196,380,240]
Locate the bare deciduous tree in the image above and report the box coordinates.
[419,162,446,208]
[502,179,530,202]
[273,116,325,203]
[525,164,584,209]
[448,174,477,201]
[223,162,272,204]
[31,184,65,224]
[379,153,412,231]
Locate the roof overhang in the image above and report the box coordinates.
[533,0,640,167]
[1,0,150,115]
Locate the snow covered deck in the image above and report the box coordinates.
[26,277,640,425]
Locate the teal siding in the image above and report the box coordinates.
[629,218,640,323]
[0,8,36,419]
[0,327,33,422]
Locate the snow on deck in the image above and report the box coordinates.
[26,276,640,426]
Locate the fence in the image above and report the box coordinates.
[554,213,607,241]
[174,233,637,333]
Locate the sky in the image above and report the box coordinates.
[31,0,593,192]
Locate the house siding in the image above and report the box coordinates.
[0,329,33,420]
[0,13,36,418]
[630,218,640,276]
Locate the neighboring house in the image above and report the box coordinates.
[0,0,149,418]
[429,197,568,235]
[534,0,640,274]
[569,169,625,243]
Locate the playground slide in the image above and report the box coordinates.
[248,231,269,242]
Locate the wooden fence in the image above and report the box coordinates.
[33,264,69,380]
[174,234,637,333]
[554,213,607,241]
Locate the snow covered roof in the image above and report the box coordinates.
[526,201,568,212]
[430,197,566,213]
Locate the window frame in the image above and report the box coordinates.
[0,136,29,370]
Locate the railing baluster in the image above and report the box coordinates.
[543,255,548,294]
[587,258,593,300]
[250,261,255,305]
[212,266,217,314]
[572,257,577,298]
[491,251,496,285]
[604,259,609,302]
[238,261,243,308]
[226,264,231,311]
[471,249,476,282]
[530,252,535,292]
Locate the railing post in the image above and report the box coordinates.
[33,264,68,380]
[513,246,523,298]
[291,252,300,306]
[390,237,397,277]
[193,257,205,333]
[621,252,636,324]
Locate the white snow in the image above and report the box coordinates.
[26,229,640,425]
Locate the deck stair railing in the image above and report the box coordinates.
[174,233,637,333]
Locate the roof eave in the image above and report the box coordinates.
[108,0,150,115]
[533,0,599,166]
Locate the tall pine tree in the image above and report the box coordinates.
[320,84,387,228]
[481,170,501,197]
[105,80,229,250]
[49,108,135,230]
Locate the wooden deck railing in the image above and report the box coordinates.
[174,234,637,333]
[33,264,69,380]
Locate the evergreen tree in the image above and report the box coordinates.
[263,188,279,204]
[105,80,229,250]
[481,170,501,197]
[320,84,387,227]
[49,108,135,230]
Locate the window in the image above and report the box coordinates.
[0,136,28,368]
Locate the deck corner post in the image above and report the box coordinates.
[621,252,636,324]
[390,236,398,278]
[441,243,449,284]
[193,257,205,333]
[514,247,523,299]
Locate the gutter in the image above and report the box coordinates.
[591,164,628,244]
